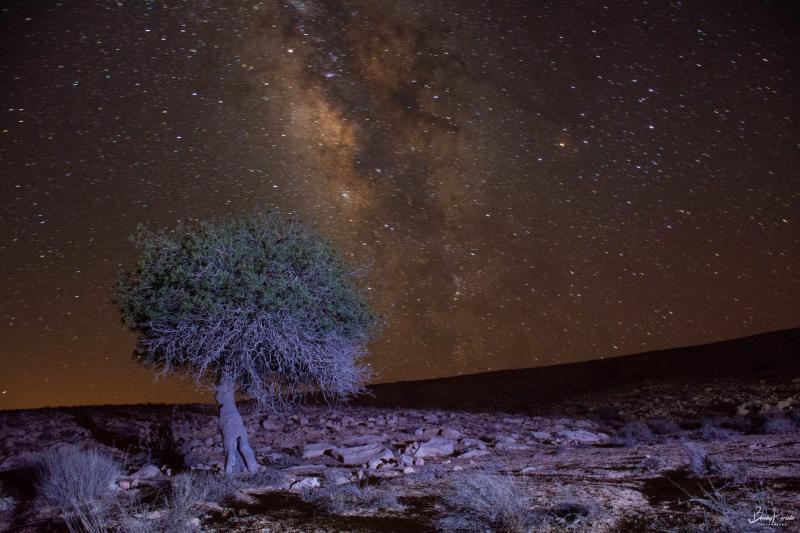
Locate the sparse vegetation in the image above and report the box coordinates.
[684,441,711,477]
[647,417,681,436]
[698,419,739,441]
[35,446,120,533]
[761,414,797,434]
[305,470,398,515]
[437,471,540,532]
[36,446,120,508]
[683,478,787,533]
[683,441,748,485]
[615,420,655,446]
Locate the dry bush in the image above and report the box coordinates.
[683,442,747,484]
[36,446,120,508]
[35,446,120,533]
[615,420,656,446]
[687,480,785,533]
[647,417,681,436]
[684,442,711,476]
[698,420,739,441]
[761,414,797,434]
[437,471,540,533]
[115,473,210,533]
[305,471,398,515]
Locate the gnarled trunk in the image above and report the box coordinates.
[215,372,259,474]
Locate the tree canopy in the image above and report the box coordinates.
[115,211,379,411]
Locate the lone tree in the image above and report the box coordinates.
[115,211,378,473]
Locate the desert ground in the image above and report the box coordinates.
[1,328,798,532]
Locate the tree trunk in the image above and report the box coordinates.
[215,373,259,474]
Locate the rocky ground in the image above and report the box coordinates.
[1,330,799,532]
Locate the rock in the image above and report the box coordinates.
[460,438,487,450]
[414,457,425,466]
[229,490,260,506]
[291,477,320,491]
[342,433,387,446]
[284,464,326,475]
[776,398,794,410]
[494,442,531,451]
[558,430,609,444]
[129,465,161,480]
[196,501,225,513]
[440,428,461,440]
[333,475,351,486]
[402,466,416,474]
[459,449,491,459]
[118,480,131,490]
[414,437,455,459]
[301,442,335,459]
[332,443,390,465]
[368,469,401,479]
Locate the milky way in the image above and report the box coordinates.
[1,0,798,408]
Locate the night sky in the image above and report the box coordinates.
[1,1,798,409]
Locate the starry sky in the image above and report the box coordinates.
[1,0,798,409]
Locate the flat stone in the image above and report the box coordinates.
[291,477,320,491]
[301,442,335,459]
[558,430,609,444]
[129,465,162,480]
[494,442,531,451]
[332,442,389,465]
[414,437,455,458]
[368,469,401,479]
[440,428,461,440]
[459,449,491,459]
[283,464,327,475]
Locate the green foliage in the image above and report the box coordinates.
[116,212,374,336]
[114,211,378,394]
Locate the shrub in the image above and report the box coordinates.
[115,473,211,533]
[306,471,397,515]
[438,471,540,533]
[36,446,120,508]
[647,418,681,436]
[698,421,739,441]
[683,442,747,484]
[616,420,655,446]
[689,481,778,533]
[761,415,797,434]
[684,442,710,477]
